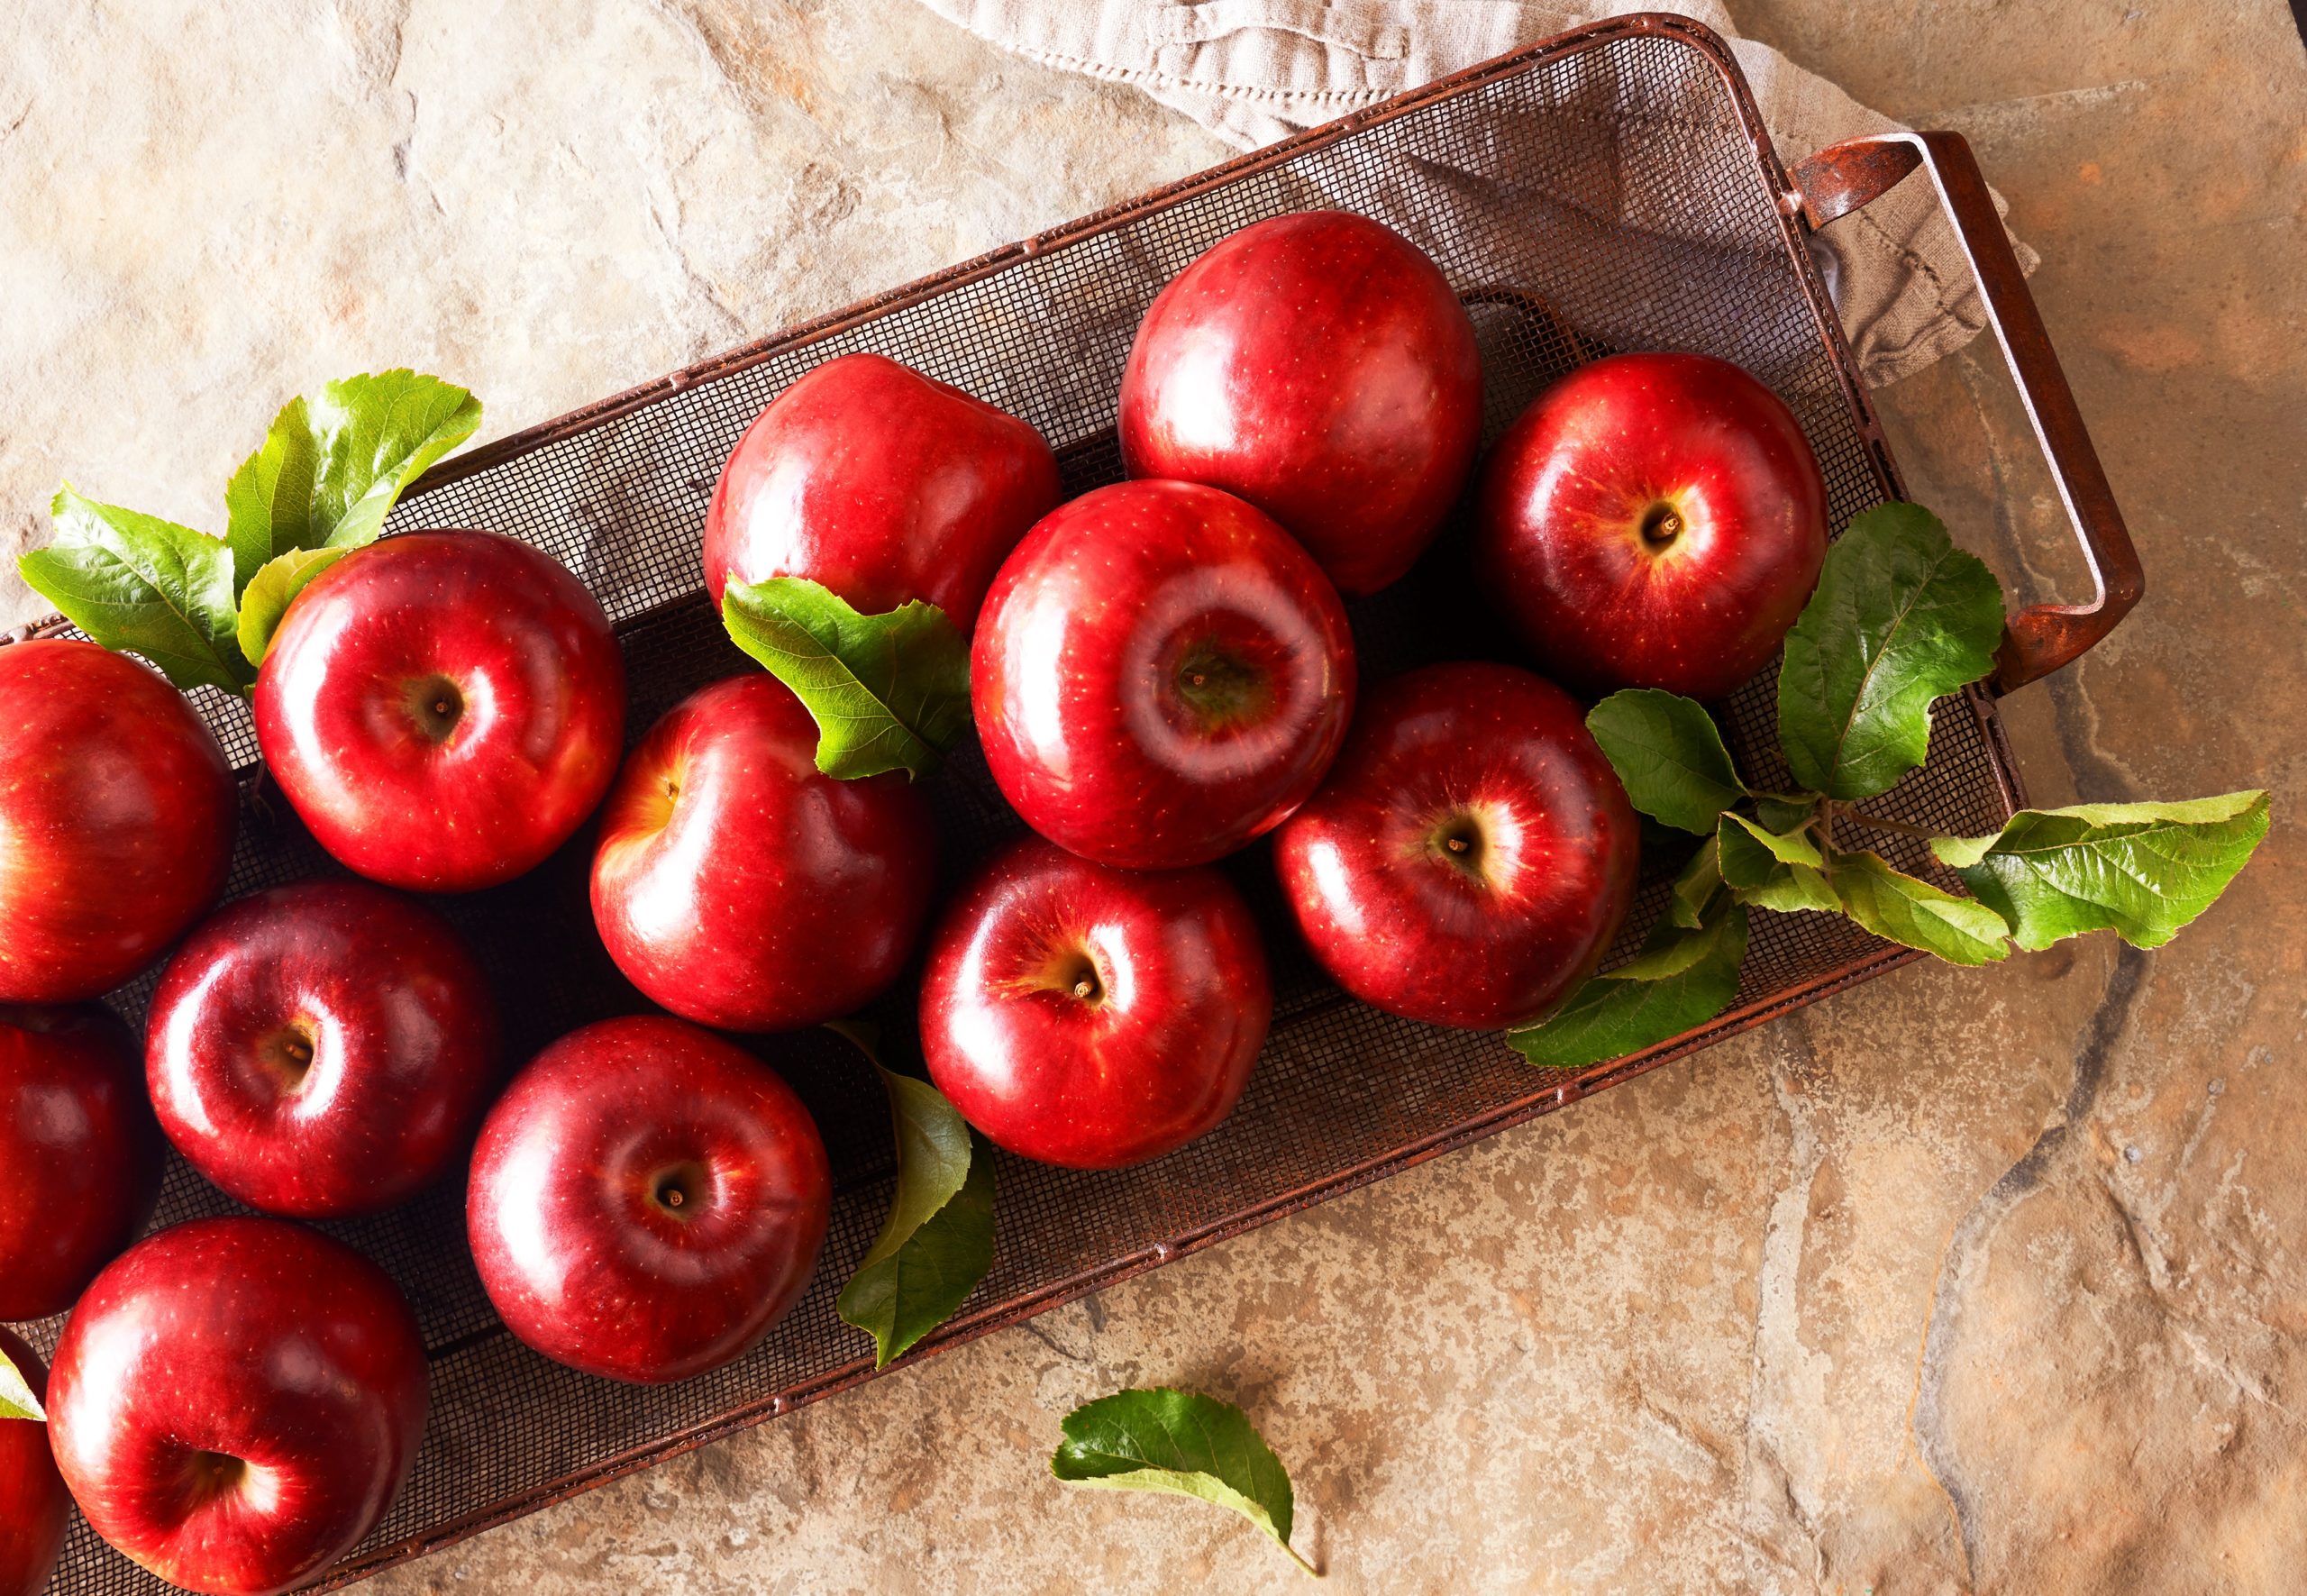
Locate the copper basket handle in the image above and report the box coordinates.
[1790,130,2143,694]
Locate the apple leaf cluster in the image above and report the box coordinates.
[0,1342,41,1424]
[1510,503,2268,1069]
[19,372,481,691]
[1052,1387,1317,1577]
[826,1023,997,1368]
[721,578,971,781]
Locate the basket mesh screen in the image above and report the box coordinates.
[32,25,2018,1591]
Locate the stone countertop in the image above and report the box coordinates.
[6,2,2303,1591]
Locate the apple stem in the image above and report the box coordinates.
[1444,835,1470,854]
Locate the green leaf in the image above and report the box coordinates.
[1719,814,1842,915]
[1754,792,1822,834]
[1506,897,1749,1070]
[828,1022,996,1369]
[1053,1388,1317,1578]
[225,371,481,588]
[1832,850,2011,965]
[23,487,253,692]
[723,578,971,780]
[1929,791,2268,951]
[1587,689,1744,834]
[235,545,353,668]
[1777,504,2004,800]
[0,1341,41,1423]
[1668,836,1722,930]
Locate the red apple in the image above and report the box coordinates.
[146,880,501,1218]
[46,1218,428,1596]
[703,351,1062,627]
[0,1003,161,1321]
[0,639,236,1002]
[920,835,1270,1170]
[254,530,626,893]
[467,1015,831,1384]
[1274,661,1639,1029]
[1473,351,1828,698]
[973,480,1355,870]
[0,1328,68,1596]
[1118,210,1483,596]
[591,674,936,1032]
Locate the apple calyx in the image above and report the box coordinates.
[403,674,467,744]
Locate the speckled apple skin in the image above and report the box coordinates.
[920,835,1270,1170]
[703,351,1062,627]
[0,1327,68,1596]
[254,530,626,894]
[145,880,502,1219]
[0,1003,161,1320]
[1118,210,1483,597]
[590,674,937,1033]
[1473,351,1828,699]
[46,1218,428,1596]
[972,479,1356,871]
[1274,661,1640,1030]
[466,1016,833,1385]
[0,639,236,1003]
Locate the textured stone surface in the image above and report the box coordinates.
[6,1,2304,1592]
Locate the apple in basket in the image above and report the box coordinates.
[0,1003,162,1322]
[590,674,938,1033]
[1274,661,1640,1029]
[0,1327,70,1596]
[1119,209,1483,597]
[467,1016,832,1384]
[255,529,627,893]
[1473,351,1829,699]
[921,836,1271,1170]
[0,639,237,1004]
[146,880,502,1218]
[46,1218,430,1596]
[973,479,1356,871]
[704,351,1062,630]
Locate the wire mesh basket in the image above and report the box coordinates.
[21,14,2139,1590]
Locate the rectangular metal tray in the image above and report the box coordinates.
[30,14,2134,1590]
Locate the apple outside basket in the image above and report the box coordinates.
[14,14,2140,1591]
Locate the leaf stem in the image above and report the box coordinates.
[1281,1538,1323,1579]
[1837,807,1938,841]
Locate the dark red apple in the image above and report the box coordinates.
[0,1328,68,1596]
[0,639,236,1002]
[145,880,501,1218]
[1118,210,1482,596]
[920,836,1269,1170]
[254,530,626,893]
[1274,661,1639,1029]
[0,1003,161,1321]
[1473,351,1828,698]
[46,1218,428,1596]
[703,351,1062,626]
[973,480,1355,870]
[590,674,936,1032]
[467,1015,831,1384]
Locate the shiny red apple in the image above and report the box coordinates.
[921,835,1270,1170]
[254,530,626,892]
[47,1218,428,1596]
[703,351,1062,627]
[1118,210,1483,596]
[973,480,1355,870]
[0,1328,68,1596]
[145,880,501,1218]
[0,639,236,1002]
[590,674,936,1032]
[1473,351,1828,698]
[467,1015,832,1384]
[0,1003,161,1321]
[1274,661,1639,1029]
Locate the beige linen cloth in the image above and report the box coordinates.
[913,0,2034,388]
